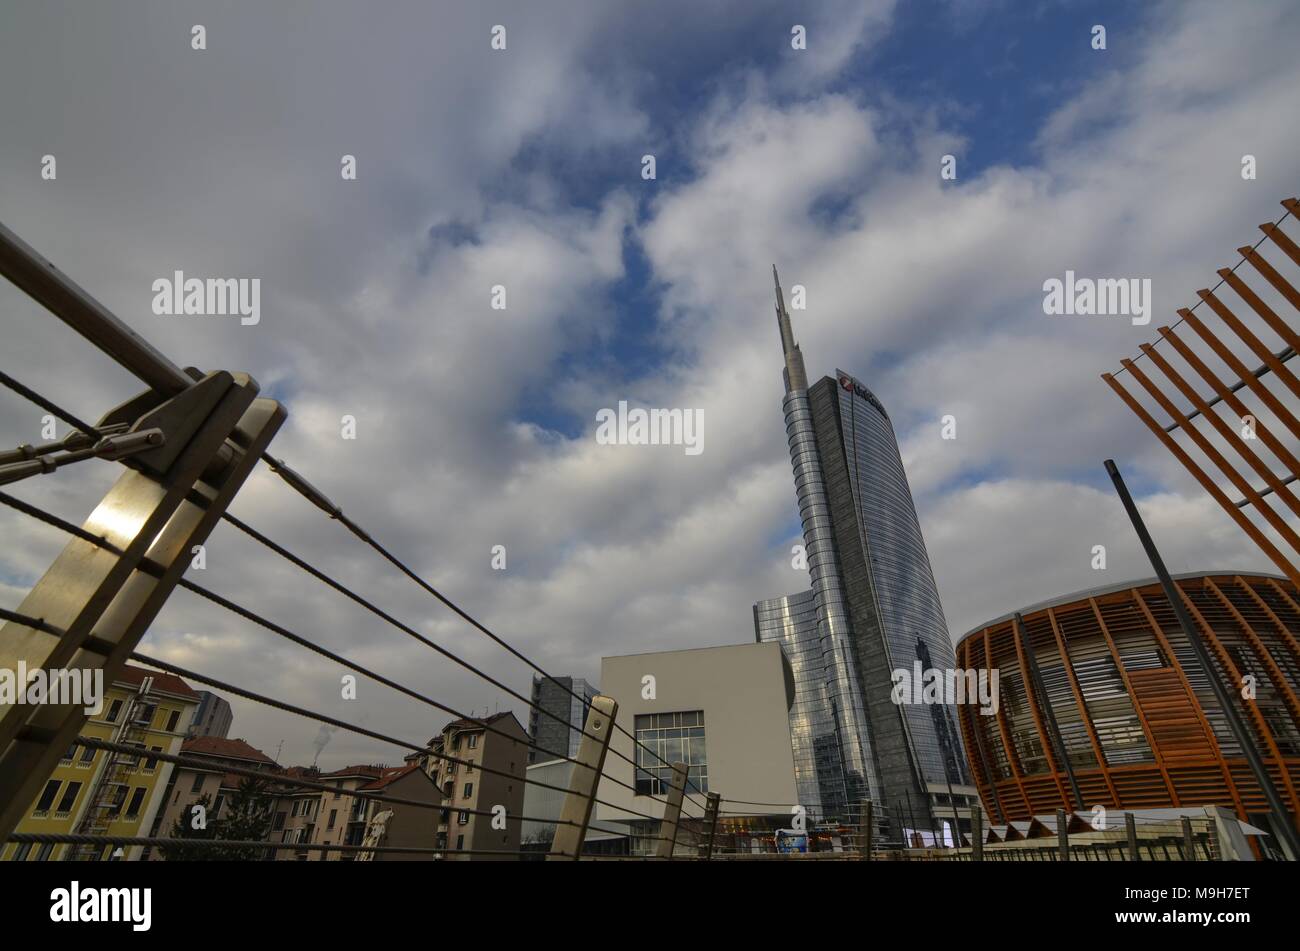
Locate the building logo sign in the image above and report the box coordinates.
[838,375,888,418]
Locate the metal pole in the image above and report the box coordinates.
[903,794,919,850]
[1126,812,1140,861]
[1056,808,1070,861]
[701,792,720,860]
[858,800,873,860]
[971,805,983,861]
[0,221,191,396]
[547,695,617,861]
[1182,816,1197,861]
[655,761,689,859]
[945,776,963,848]
[965,696,1005,824]
[1106,458,1300,860]
[1014,612,1084,811]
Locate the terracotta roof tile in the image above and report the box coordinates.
[181,735,277,766]
[117,664,200,701]
[359,764,423,790]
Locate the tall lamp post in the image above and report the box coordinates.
[1106,458,1299,860]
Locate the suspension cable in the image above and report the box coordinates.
[0,372,697,796]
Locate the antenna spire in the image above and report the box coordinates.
[772,266,807,392]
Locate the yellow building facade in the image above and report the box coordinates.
[2,665,199,862]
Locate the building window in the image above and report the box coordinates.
[191,774,205,793]
[328,809,337,830]
[213,795,225,817]
[34,780,60,816]
[144,747,161,772]
[10,843,32,862]
[78,745,96,767]
[60,743,76,763]
[165,710,181,732]
[273,812,286,831]
[455,835,464,850]
[35,843,54,862]
[125,787,147,819]
[55,782,82,816]
[134,703,156,727]
[462,782,473,799]
[123,743,144,769]
[633,710,709,795]
[105,699,123,723]
[467,734,478,749]
[458,811,469,825]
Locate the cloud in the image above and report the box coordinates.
[2,0,1297,771]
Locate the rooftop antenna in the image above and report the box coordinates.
[772,265,807,392]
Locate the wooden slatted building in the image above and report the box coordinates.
[956,573,1300,846]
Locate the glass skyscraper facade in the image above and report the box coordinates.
[527,676,596,764]
[754,589,853,821]
[755,270,970,835]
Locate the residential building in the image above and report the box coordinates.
[268,766,324,859]
[187,690,233,739]
[346,764,441,861]
[753,269,973,838]
[418,711,528,860]
[594,642,799,855]
[298,764,383,860]
[528,675,596,763]
[2,664,200,862]
[147,735,280,859]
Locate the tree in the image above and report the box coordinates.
[160,776,277,861]
[521,823,556,860]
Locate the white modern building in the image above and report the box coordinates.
[594,642,799,854]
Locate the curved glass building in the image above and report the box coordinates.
[755,269,973,836]
[754,589,853,820]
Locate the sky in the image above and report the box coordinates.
[2,0,1299,771]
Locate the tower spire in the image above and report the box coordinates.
[772,265,807,392]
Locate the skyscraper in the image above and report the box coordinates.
[527,676,597,764]
[754,269,973,837]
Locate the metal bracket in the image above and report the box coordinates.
[0,371,285,842]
